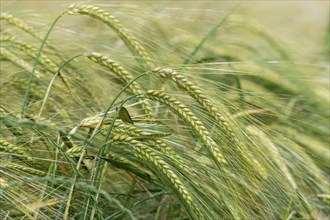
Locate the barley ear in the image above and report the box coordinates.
[111,134,205,219]
[88,52,153,117]
[0,13,41,40]
[1,47,42,78]
[151,67,238,144]
[0,161,45,176]
[66,4,153,69]
[0,140,36,165]
[145,89,227,165]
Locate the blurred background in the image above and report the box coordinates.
[1,0,328,61]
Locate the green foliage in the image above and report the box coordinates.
[0,2,329,220]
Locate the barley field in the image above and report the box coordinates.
[0,1,329,219]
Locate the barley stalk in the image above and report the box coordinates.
[75,114,170,135]
[0,33,86,86]
[152,68,292,178]
[9,76,69,119]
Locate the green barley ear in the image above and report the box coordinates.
[0,161,45,176]
[110,134,205,219]
[88,52,153,117]
[0,13,41,40]
[1,47,42,79]
[66,146,85,159]
[229,62,300,94]
[226,15,290,60]
[0,140,36,165]
[146,139,192,174]
[66,4,153,69]
[247,125,297,189]
[145,89,227,165]
[1,35,72,91]
[0,13,62,55]
[112,121,172,139]
[151,67,238,143]
[2,35,58,73]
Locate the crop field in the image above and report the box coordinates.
[0,1,329,219]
